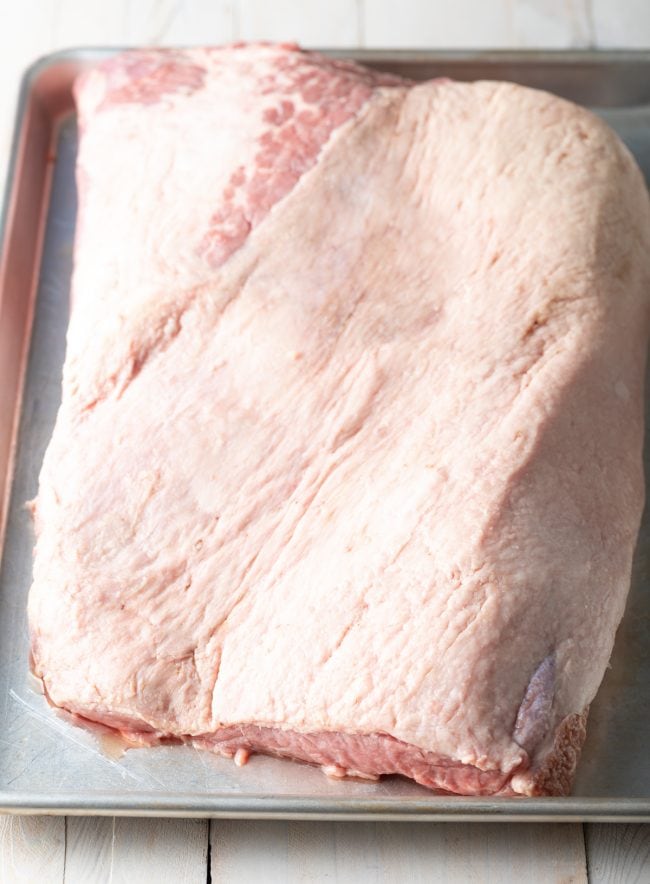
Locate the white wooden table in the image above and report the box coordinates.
[1,1,649,880]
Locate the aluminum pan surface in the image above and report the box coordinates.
[0,49,649,820]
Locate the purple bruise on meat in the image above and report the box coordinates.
[513,653,556,755]
[27,43,650,797]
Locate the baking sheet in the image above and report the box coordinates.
[0,48,649,820]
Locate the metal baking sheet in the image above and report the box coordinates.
[0,48,649,821]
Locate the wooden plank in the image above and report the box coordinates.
[51,0,129,47]
[237,0,361,47]
[210,820,587,883]
[592,0,650,48]
[0,815,65,884]
[64,817,209,883]
[377,822,587,882]
[363,0,598,49]
[363,0,513,48]
[125,0,235,46]
[585,824,650,883]
[51,0,236,48]
[510,0,593,48]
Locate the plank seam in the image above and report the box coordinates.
[62,816,67,882]
[583,822,592,883]
[207,821,213,884]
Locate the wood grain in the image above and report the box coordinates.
[586,824,650,883]
[51,0,129,47]
[591,0,650,48]
[363,0,513,48]
[125,0,235,46]
[210,821,588,883]
[64,817,209,883]
[237,0,362,47]
[510,0,593,48]
[364,0,596,49]
[0,815,64,884]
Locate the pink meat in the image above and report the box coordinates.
[28,44,650,796]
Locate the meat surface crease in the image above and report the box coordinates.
[28,44,650,796]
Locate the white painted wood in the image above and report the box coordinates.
[0,815,64,884]
[125,0,235,47]
[51,0,129,47]
[511,0,593,48]
[364,0,599,49]
[64,817,209,883]
[592,0,650,48]
[237,0,361,47]
[210,820,588,882]
[363,0,514,48]
[585,824,650,883]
